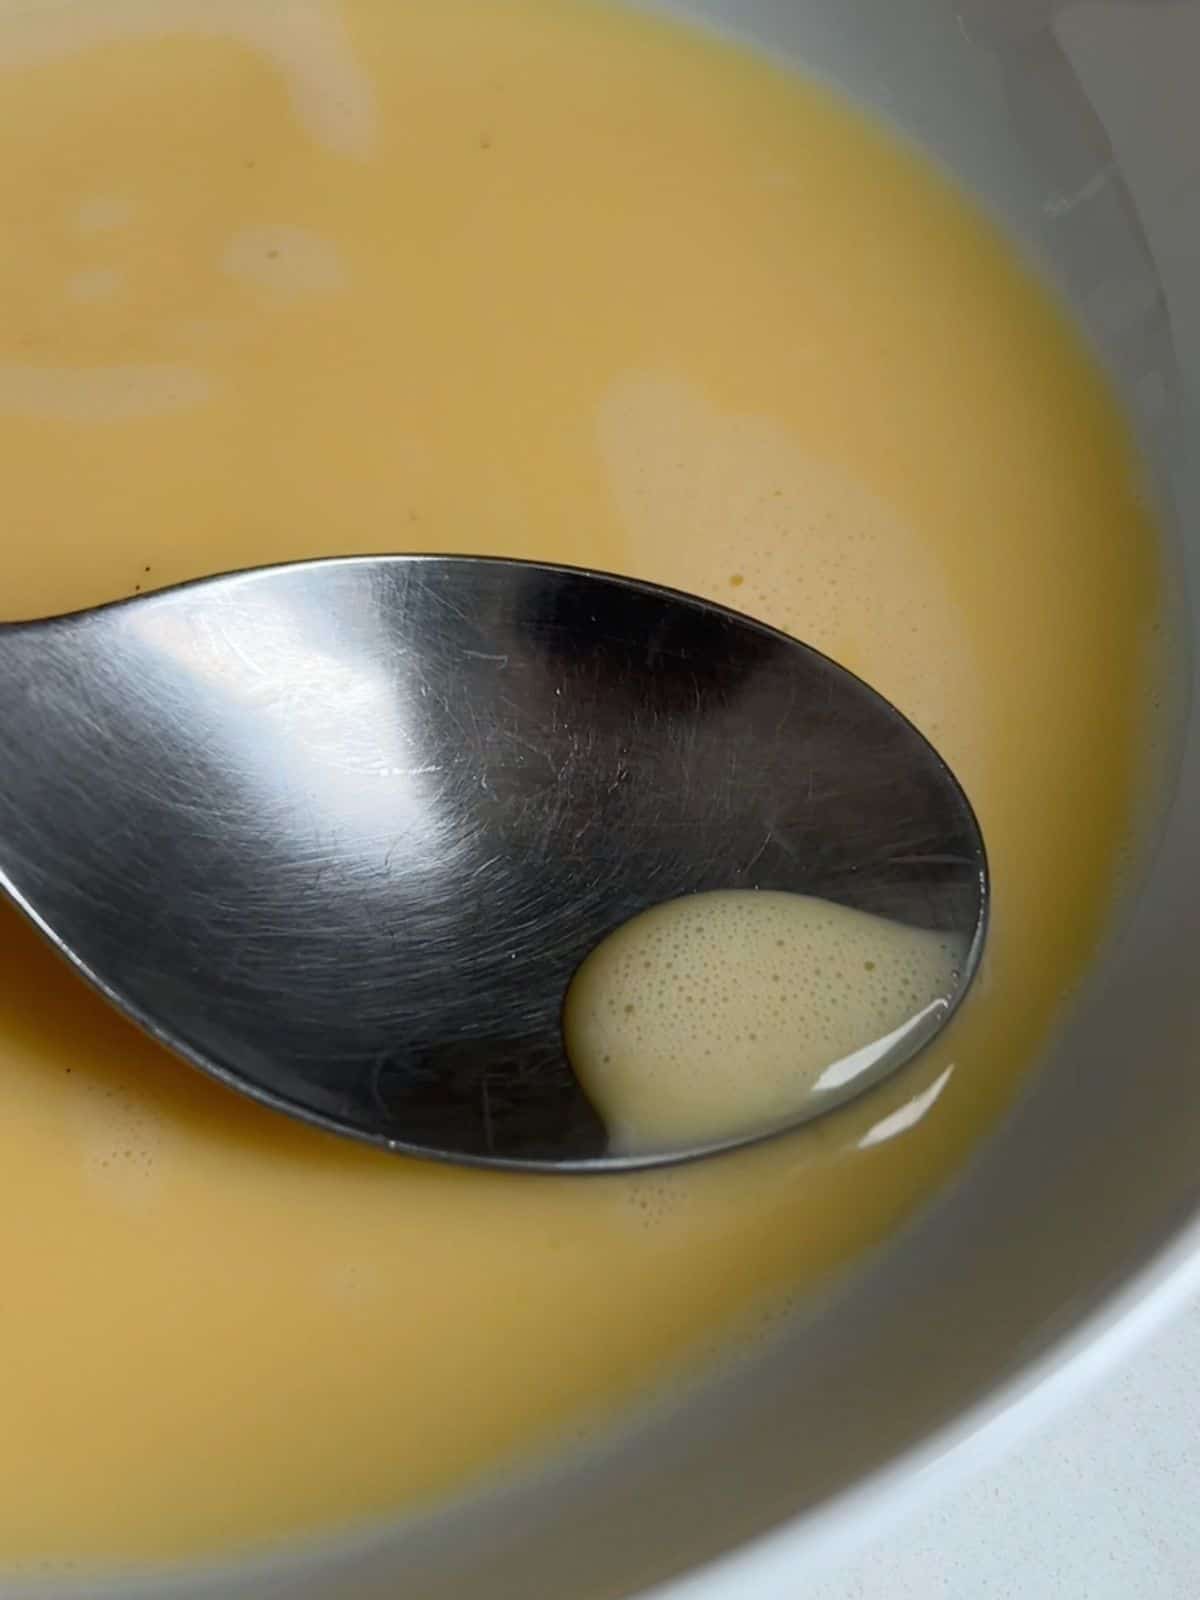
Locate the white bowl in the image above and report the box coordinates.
[25,3,1200,1596]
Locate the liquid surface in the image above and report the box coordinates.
[0,0,1163,1571]
[565,891,967,1151]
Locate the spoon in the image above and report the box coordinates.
[0,555,986,1171]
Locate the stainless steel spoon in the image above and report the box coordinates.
[0,556,986,1171]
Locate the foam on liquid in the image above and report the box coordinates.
[566,891,966,1150]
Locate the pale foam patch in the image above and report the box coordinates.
[564,889,965,1152]
[0,362,210,420]
[222,224,346,297]
[74,194,136,234]
[597,372,985,789]
[64,1072,169,1204]
[0,0,376,159]
[65,266,123,303]
[322,1254,387,1309]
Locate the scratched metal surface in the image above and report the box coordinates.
[0,556,984,1168]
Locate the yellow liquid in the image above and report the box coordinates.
[0,0,1163,1571]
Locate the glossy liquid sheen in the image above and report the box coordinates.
[0,0,1163,1571]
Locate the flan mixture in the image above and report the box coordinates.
[565,890,968,1150]
[0,0,1165,1571]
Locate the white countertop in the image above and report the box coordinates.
[802,1283,1200,1598]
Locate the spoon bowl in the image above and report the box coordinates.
[0,556,986,1170]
